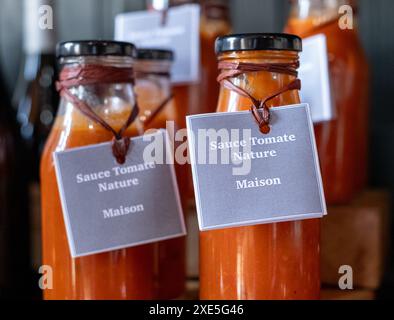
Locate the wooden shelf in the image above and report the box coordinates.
[181,281,376,300]
[185,189,390,297]
[322,190,391,290]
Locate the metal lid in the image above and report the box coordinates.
[215,33,302,54]
[56,40,137,58]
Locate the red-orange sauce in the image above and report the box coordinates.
[41,105,156,300]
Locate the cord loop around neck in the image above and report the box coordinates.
[56,64,139,164]
[217,60,301,134]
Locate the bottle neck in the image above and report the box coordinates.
[58,55,136,108]
[146,0,194,10]
[23,0,57,55]
[217,50,301,111]
[59,56,134,69]
[134,60,172,74]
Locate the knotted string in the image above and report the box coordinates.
[217,61,301,134]
[56,65,140,165]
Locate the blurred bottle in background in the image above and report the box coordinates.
[191,0,232,115]
[0,69,31,299]
[188,0,232,205]
[135,49,186,299]
[285,0,370,204]
[147,0,193,131]
[147,0,231,121]
[147,0,231,208]
[12,0,58,274]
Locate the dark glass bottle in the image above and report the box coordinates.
[12,0,59,273]
[0,70,31,299]
[13,0,58,180]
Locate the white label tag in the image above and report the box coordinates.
[186,104,327,231]
[115,4,200,85]
[53,130,186,258]
[299,34,334,123]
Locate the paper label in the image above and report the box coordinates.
[299,34,334,123]
[115,4,200,84]
[187,104,327,231]
[54,130,186,258]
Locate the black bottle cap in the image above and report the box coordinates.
[215,33,302,54]
[56,40,137,59]
[136,49,174,61]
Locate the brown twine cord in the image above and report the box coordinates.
[56,65,140,165]
[217,61,301,134]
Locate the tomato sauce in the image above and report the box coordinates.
[285,2,369,203]
[41,107,156,299]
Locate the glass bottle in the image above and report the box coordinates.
[41,41,155,300]
[0,71,31,299]
[285,0,370,204]
[146,0,194,209]
[147,0,232,117]
[191,0,232,115]
[135,49,186,299]
[12,0,59,271]
[187,0,232,203]
[199,33,321,300]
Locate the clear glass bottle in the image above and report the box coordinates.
[12,0,59,274]
[41,41,155,300]
[285,0,370,204]
[135,49,186,299]
[0,71,31,299]
[199,33,321,300]
[192,0,232,115]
